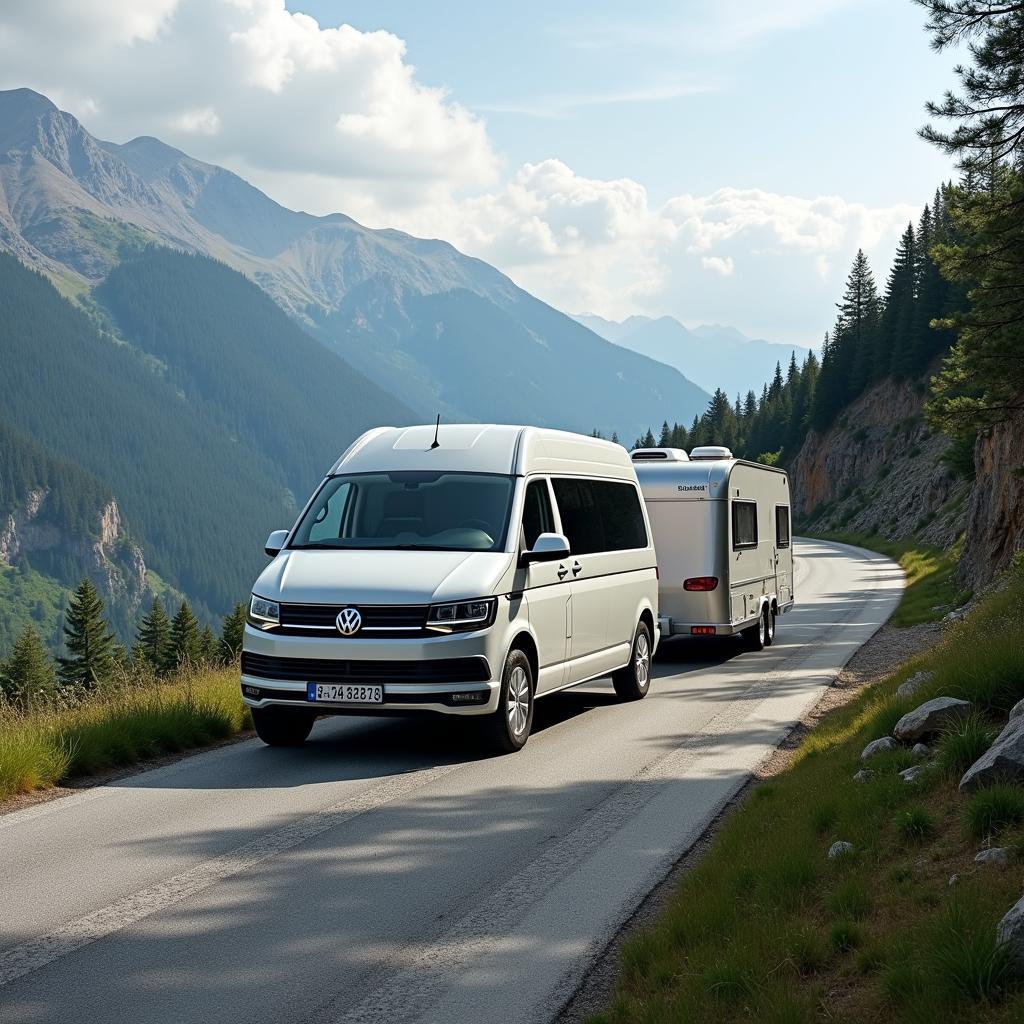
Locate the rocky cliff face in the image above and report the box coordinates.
[789,377,970,549]
[0,488,149,613]
[958,401,1024,589]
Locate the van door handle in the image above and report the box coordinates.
[571,560,582,576]
[557,564,569,579]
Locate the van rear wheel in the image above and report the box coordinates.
[765,606,777,646]
[742,606,768,652]
[251,706,316,746]
[613,621,652,700]
[481,648,534,754]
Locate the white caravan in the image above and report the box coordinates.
[631,446,794,650]
[242,424,659,752]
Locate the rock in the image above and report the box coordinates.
[944,607,967,624]
[912,743,931,759]
[948,874,959,887]
[998,893,1024,976]
[828,841,854,860]
[852,769,873,783]
[893,697,972,742]
[861,736,899,761]
[960,714,1024,793]
[897,671,934,701]
[976,848,1010,867]
[899,765,923,783]
[1010,699,1024,722]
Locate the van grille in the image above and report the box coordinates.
[277,603,427,636]
[241,652,490,684]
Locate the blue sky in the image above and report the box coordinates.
[296,0,957,207]
[0,1,962,344]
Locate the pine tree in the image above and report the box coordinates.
[168,600,202,670]
[219,603,246,664]
[883,222,918,379]
[658,421,671,446]
[135,596,171,674]
[57,579,116,690]
[838,249,882,397]
[0,625,58,708]
[198,625,218,665]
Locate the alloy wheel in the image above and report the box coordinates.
[506,665,530,737]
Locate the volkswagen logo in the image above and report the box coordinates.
[335,607,362,636]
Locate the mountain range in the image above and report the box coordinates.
[573,313,811,399]
[0,86,711,647]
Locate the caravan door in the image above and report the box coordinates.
[774,503,792,605]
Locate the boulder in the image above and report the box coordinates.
[960,714,1024,793]
[893,697,972,742]
[1010,698,1024,722]
[976,848,1009,867]
[998,894,1024,976]
[897,671,934,701]
[912,743,931,759]
[852,769,873,783]
[899,765,923,783]
[861,736,899,761]
[828,841,854,860]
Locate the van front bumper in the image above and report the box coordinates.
[240,623,503,716]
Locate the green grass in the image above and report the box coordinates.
[593,557,1024,1024]
[0,668,249,801]
[811,532,971,626]
[965,786,1024,840]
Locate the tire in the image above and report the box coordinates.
[251,705,316,746]
[612,620,653,701]
[765,606,777,646]
[742,605,768,652]
[482,648,534,753]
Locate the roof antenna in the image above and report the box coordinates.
[430,413,441,449]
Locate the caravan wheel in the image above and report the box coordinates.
[765,606,776,646]
[742,606,768,652]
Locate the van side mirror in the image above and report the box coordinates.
[265,530,289,556]
[521,532,570,565]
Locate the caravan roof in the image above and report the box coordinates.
[631,453,787,501]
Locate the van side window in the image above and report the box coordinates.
[522,479,554,549]
[776,505,791,548]
[732,500,758,550]
[552,478,647,554]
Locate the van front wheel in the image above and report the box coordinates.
[251,705,315,746]
[482,648,534,754]
[613,621,652,701]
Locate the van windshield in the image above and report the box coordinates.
[289,471,515,552]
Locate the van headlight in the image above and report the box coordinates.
[427,598,497,632]
[248,594,280,629]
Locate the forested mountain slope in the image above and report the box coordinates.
[0,87,709,438]
[0,251,413,625]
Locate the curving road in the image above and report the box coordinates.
[0,539,902,1024]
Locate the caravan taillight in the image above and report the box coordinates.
[684,576,719,592]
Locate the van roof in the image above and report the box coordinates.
[331,424,637,479]
[633,456,787,500]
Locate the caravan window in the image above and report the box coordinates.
[552,478,648,553]
[776,505,791,549]
[732,500,758,550]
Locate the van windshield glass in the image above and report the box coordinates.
[289,472,514,552]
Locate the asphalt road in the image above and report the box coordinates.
[0,539,903,1024]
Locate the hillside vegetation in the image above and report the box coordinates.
[596,557,1024,1024]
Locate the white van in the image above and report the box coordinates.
[631,446,794,650]
[241,424,659,752]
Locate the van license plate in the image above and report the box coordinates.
[306,683,383,704]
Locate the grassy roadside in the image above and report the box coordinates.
[595,557,1024,1023]
[812,531,971,626]
[0,668,249,801]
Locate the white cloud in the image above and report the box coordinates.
[701,255,734,276]
[0,0,497,200]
